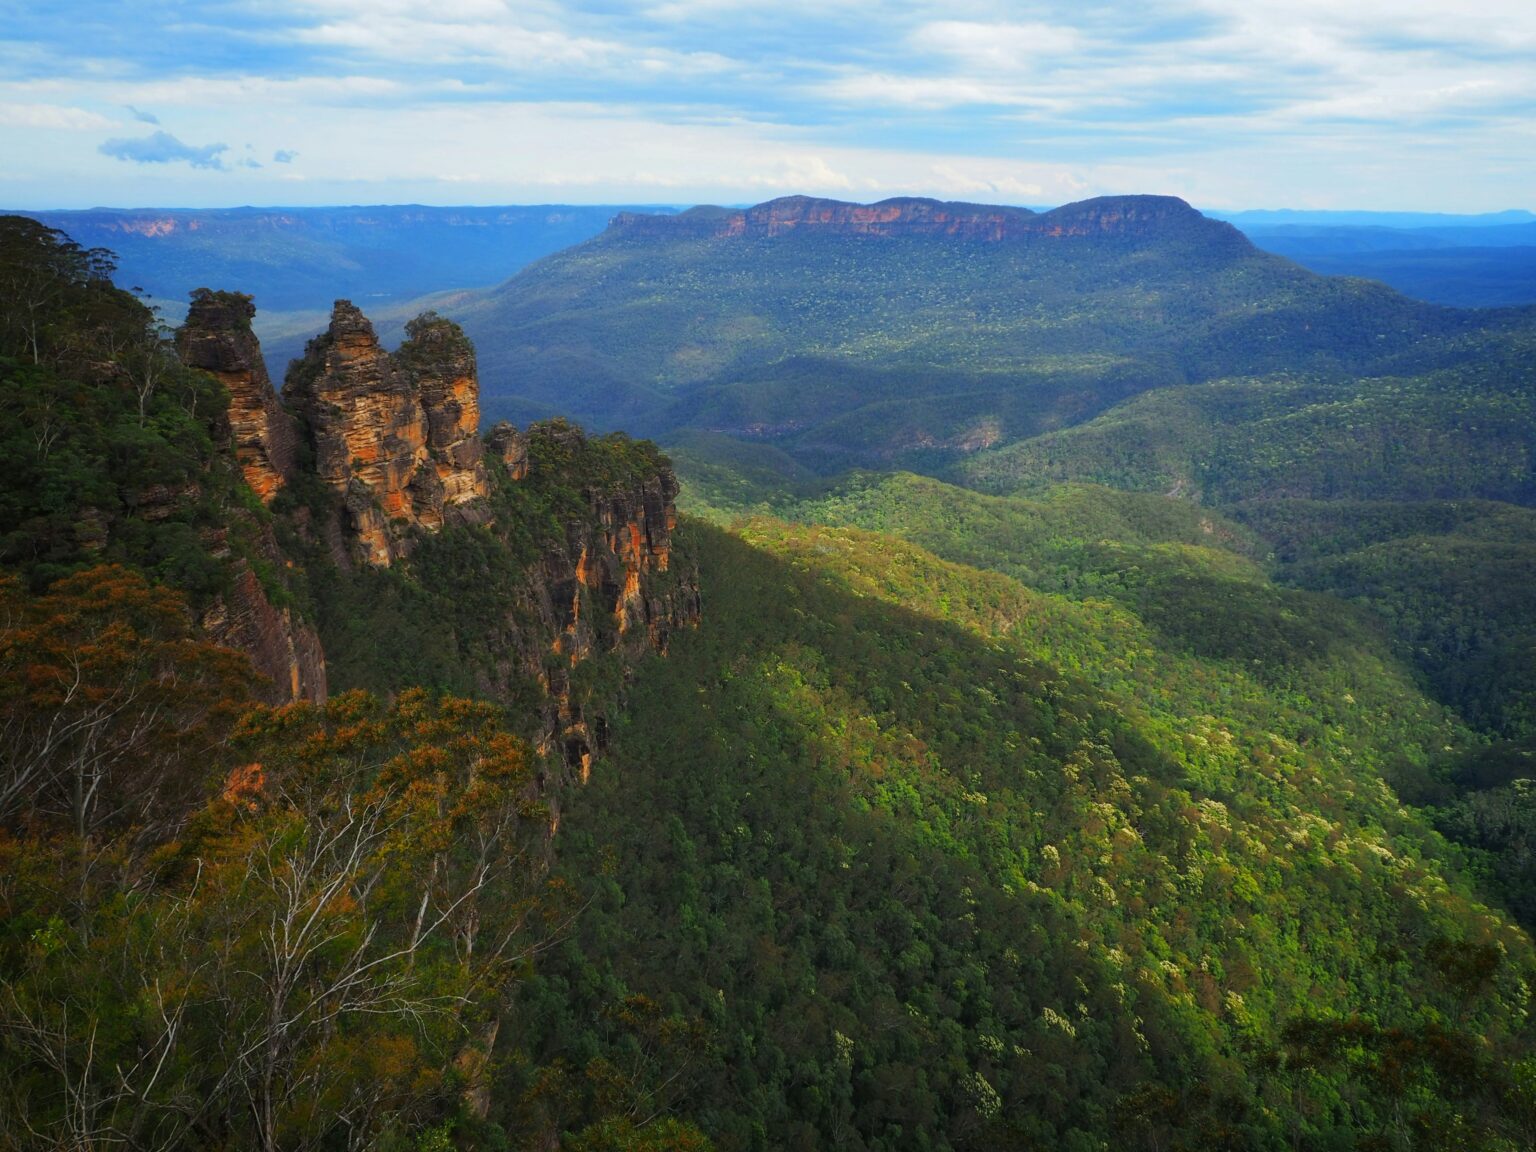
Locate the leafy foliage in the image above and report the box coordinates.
[506,520,1536,1150]
[0,215,264,600]
[453,202,1535,477]
[0,688,558,1151]
[0,564,254,842]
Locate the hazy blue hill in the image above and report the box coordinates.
[454,193,1512,472]
[1226,218,1536,307]
[1238,221,1536,253]
[1252,245,1536,308]
[1215,208,1536,230]
[18,203,674,312]
[1216,213,1536,307]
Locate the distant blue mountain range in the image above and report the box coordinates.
[13,200,1536,317]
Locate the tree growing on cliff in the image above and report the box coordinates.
[0,564,253,846]
[0,688,566,1151]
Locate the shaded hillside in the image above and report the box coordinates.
[450,193,1528,472]
[7,211,1536,1150]
[0,216,711,1148]
[18,204,674,313]
[677,450,1536,946]
[502,515,1536,1150]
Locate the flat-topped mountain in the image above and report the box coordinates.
[609,193,1237,245]
[453,192,1525,471]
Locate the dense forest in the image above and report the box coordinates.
[4,205,1536,1150]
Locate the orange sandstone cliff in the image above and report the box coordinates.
[285,301,491,566]
[175,291,326,705]
[174,295,695,763]
[175,289,298,504]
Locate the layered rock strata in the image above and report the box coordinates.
[175,289,298,503]
[175,291,326,704]
[519,425,700,780]
[198,526,328,705]
[176,296,695,750]
[488,421,530,480]
[611,194,1246,248]
[285,302,491,565]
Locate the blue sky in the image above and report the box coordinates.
[4,0,1534,210]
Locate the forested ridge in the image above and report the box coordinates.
[4,206,1536,1151]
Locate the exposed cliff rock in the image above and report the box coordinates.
[612,196,1037,241]
[610,194,1251,249]
[285,302,490,566]
[169,290,326,705]
[539,433,693,665]
[169,297,694,761]
[458,421,700,779]
[540,479,697,777]
[488,421,529,480]
[199,528,327,706]
[175,289,298,503]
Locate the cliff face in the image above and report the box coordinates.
[286,302,491,566]
[541,438,692,662]
[610,194,1251,249]
[171,293,695,760]
[198,527,328,706]
[174,291,326,705]
[612,197,1037,241]
[478,421,700,779]
[176,289,298,504]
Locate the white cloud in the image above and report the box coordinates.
[288,7,736,78]
[0,102,116,131]
[911,21,1084,69]
[3,0,1535,210]
[927,164,1043,199]
[817,73,1069,111]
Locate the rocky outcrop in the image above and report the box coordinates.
[176,289,298,503]
[173,296,694,754]
[165,292,326,704]
[545,457,691,664]
[199,527,327,706]
[1029,196,1250,248]
[526,426,700,780]
[610,194,1252,249]
[613,196,1038,241]
[402,313,487,521]
[285,302,491,566]
[488,422,529,480]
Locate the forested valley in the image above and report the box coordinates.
[4,197,1536,1151]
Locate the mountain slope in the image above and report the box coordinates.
[450,193,1527,472]
[18,204,671,313]
[500,515,1536,1150]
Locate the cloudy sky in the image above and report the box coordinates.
[4,0,1534,211]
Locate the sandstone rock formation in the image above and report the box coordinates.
[544,449,692,664]
[175,295,694,750]
[198,527,327,706]
[286,302,490,565]
[610,194,1247,248]
[525,426,699,781]
[611,196,1037,241]
[175,289,298,503]
[488,421,530,480]
[174,290,325,704]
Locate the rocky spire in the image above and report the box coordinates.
[175,289,298,503]
[285,301,490,566]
